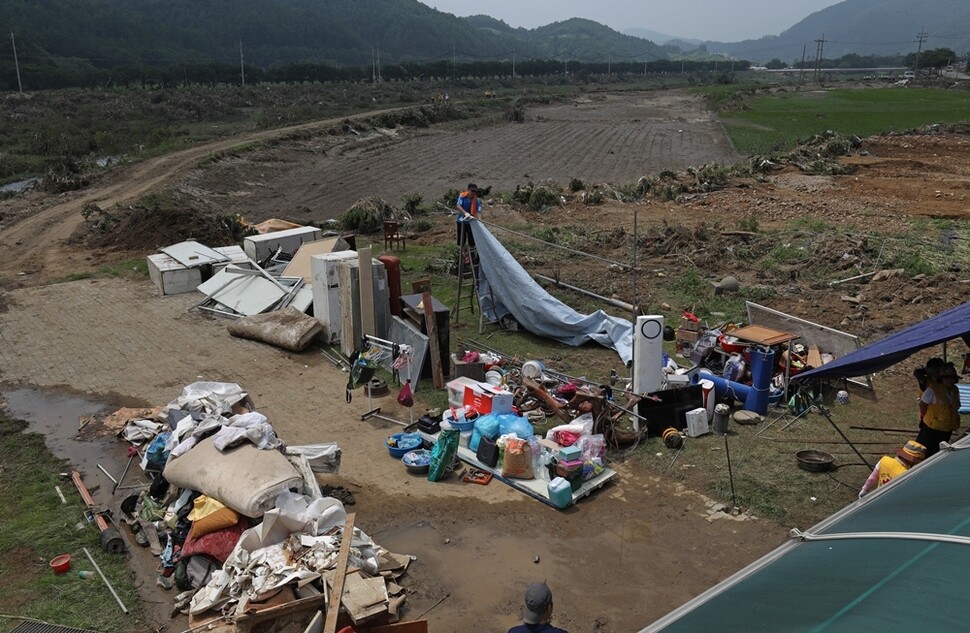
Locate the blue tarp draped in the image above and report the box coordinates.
[795,300,970,381]
[469,221,633,364]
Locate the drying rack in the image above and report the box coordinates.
[358,334,416,428]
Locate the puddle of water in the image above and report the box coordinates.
[2,386,185,631]
[3,387,119,479]
[0,177,41,193]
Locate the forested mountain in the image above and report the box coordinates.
[706,0,970,63]
[0,0,665,71]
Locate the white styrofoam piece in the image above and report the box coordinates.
[685,407,710,438]
[160,241,230,267]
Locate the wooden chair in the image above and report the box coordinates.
[411,278,431,294]
[383,220,406,251]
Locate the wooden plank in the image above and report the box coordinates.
[422,292,444,389]
[730,324,799,346]
[359,247,376,338]
[338,262,357,357]
[324,512,357,633]
[234,593,328,625]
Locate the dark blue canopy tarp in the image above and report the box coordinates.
[795,300,970,381]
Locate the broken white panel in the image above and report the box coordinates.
[211,245,252,273]
[290,285,314,313]
[197,268,288,316]
[161,240,230,268]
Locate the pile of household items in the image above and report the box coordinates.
[116,382,413,631]
[364,347,618,509]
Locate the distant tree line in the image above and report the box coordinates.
[764,48,961,71]
[0,57,751,91]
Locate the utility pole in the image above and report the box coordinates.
[608,55,611,76]
[376,46,382,83]
[452,44,456,80]
[372,47,376,83]
[813,34,826,83]
[239,41,245,86]
[11,31,22,93]
[643,59,647,76]
[799,44,806,86]
[914,28,927,75]
[681,59,685,75]
[512,49,516,78]
[564,58,567,75]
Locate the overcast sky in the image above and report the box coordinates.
[424,0,844,42]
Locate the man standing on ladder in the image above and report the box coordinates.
[453,183,483,324]
[455,183,482,246]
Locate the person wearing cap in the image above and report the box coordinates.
[859,440,926,498]
[917,361,961,457]
[507,581,568,633]
[455,183,482,246]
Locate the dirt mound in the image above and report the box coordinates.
[72,195,249,252]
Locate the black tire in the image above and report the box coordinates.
[100,527,127,555]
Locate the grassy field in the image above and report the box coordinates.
[0,413,144,633]
[715,86,970,155]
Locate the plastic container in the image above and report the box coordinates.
[50,554,72,574]
[459,430,473,448]
[547,477,572,509]
[386,433,423,458]
[78,570,95,579]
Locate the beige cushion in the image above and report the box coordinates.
[164,436,303,518]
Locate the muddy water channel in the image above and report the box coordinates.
[2,386,188,631]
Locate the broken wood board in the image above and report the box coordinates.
[324,513,356,633]
[806,345,823,369]
[283,237,345,283]
[359,247,376,338]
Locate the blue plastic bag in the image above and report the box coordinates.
[498,414,534,441]
[469,413,502,452]
[146,432,172,471]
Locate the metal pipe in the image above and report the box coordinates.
[533,274,635,311]
[97,463,118,485]
[83,547,129,614]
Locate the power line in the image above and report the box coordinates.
[11,31,22,93]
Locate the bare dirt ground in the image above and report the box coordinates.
[1,89,969,632]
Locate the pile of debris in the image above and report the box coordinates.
[114,382,415,632]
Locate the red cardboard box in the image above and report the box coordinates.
[463,382,514,415]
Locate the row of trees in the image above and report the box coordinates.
[763,48,965,71]
[0,57,751,91]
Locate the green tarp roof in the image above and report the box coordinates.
[640,436,970,632]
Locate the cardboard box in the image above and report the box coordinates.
[685,407,710,437]
[463,383,513,415]
[558,445,582,462]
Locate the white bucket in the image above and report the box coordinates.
[522,360,545,380]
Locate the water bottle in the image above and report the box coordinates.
[78,570,95,579]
